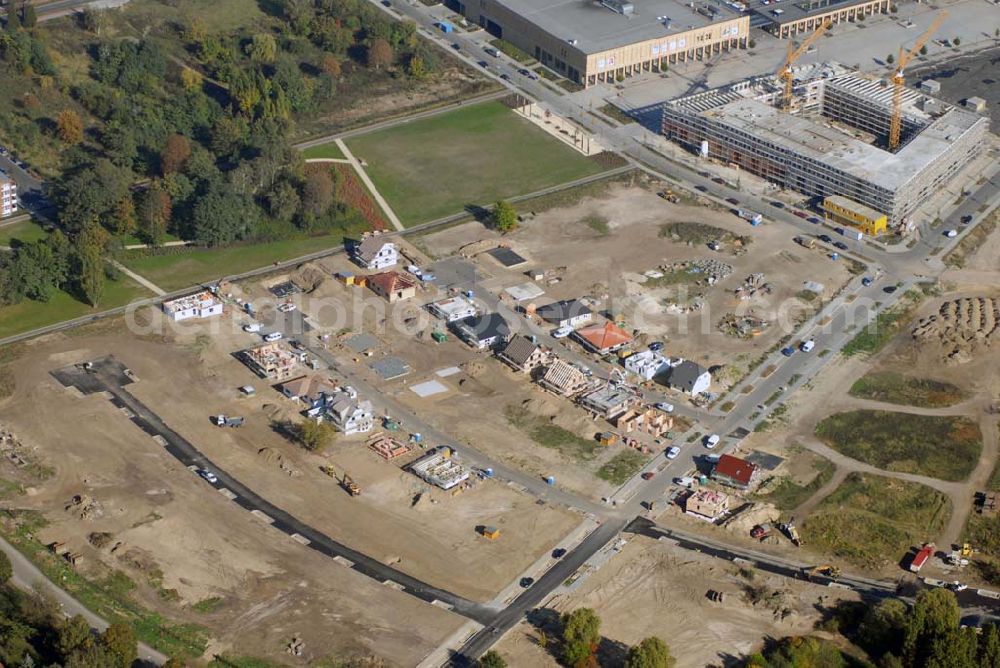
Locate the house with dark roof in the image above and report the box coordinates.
[350,236,397,270]
[497,335,549,373]
[536,299,593,329]
[711,454,759,490]
[665,359,711,395]
[277,375,339,405]
[367,271,416,303]
[572,321,632,354]
[451,313,511,351]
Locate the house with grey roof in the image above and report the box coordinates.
[350,235,397,270]
[535,299,593,329]
[497,335,550,373]
[664,359,711,396]
[451,312,511,351]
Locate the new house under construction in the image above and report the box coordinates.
[661,62,990,227]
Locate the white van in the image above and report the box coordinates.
[263,331,283,342]
[704,434,720,449]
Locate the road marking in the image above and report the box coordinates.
[290,533,311,546]
[217,488,237,500]
[250,510,274,524]
[333,556,354,568]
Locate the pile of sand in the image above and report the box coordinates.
[912,296,1000,364]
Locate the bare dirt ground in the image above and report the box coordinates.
[0,325,466,665]
[418,182,854,389]
[493,536,858,668]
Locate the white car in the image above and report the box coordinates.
[243,323,262,333]
[944,229,958,238]
[655,402,675,413]
[674,476,696,489]
[704,453,721,463]
[704,434,720,449]
[263,331,283,342]
[552,326,574,339]
[198,469,219,484]
[665,446,681,460]
[277,302,297,313]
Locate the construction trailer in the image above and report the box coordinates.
[910,543,935,572]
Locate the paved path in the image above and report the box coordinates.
[109,259,167,297]
[0,535,167,666]
[334,139,405,231]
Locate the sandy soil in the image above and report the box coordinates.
[0,326,467,666]
[419,183,854,388]
[493,536,858,668]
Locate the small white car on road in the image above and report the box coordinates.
[665,446,681,460]
[277,302,297,313]
[944,229,958,238]
[243,323,262,333]
[198,469,219,484]
[263,331,283,342]
[552,326,574,339]
[704,434,720,449]
[655,402,675,413]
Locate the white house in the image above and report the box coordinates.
[0,171,17,218]
[351,236,398,270]
[624,350,669,381]
[322,387,375,434]
[665,359,712,396]
[161,292,224,322]
[535,299,593,329]
[427,295,478,322]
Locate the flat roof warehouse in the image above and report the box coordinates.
[495,0,744,54]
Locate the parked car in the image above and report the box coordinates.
[704,453,721,463]
[807,216,821,224]
[704,434,720,449]
[452,43,461,50]
[519,577,534,588]
[944,229,958,238]
[277,302,296,313]
[243,323,262,333]
[198,469,219,484]
[781,347,795,357]
[799,339,815,352]
[794,211,808,219]
[861,276,873,287]
[770,201,785,209]
[961,215,973,224]
[552,326,574,339]
[552,548,567,558]
[500,73,511,81]
[263,331,283,342]
[666,446,681,460]
[674,476,696,488]
[641,472,655,480]
[834,241,848,251]
[654,402,674,413]
[648,341,664,352]
[726,197,739,205]
[695,185,708,192]
[818,234,832,243]
[883,285,898,294]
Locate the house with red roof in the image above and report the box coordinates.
[711,454,759,490]
[572,321,632,354]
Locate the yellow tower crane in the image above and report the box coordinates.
[888,11,948,150]
[776,19,831,110]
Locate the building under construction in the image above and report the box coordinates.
[661,62,990,226]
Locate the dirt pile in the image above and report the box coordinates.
[912,297,1000,363]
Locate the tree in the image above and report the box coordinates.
[75,218,108,307]
[162,658,187,668]
[886,53,895,64]
[903,588,961,667]
[246,33,278,63]
[6,2,21,32]
[367,38,393,70]
[478,650,506,668]
[297,420,335,452]
[407,54,426,78]
[266,180,301,222]
[57,615,93,660]
[99,623,137,668]
[80,7,106,35]
[490,200,517,233]
[980,623,1000,668]
[952,36,961,46]
[22,4,37,28]
[626,637,675,668]
[111,196,137,237]
[561,608,600,668]
[138,185,171,246]
[321,54,342,77]
[859,598,907,657]
[56,109,83,144]
[0,550,11,583]
[191,184,258,247]
[160,133,192,175]
[180,67,203,91]
[919,44,928,56]
[301,168,335,217]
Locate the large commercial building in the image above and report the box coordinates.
[0,170,17,217]
[748,0,891,37]
[452,0,749,85]
[661,63,990,226]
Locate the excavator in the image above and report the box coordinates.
[341,472,361,497]
[805,564,842,581]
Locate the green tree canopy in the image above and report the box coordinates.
[626,636,675,668]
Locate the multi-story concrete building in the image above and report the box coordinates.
[452,0,749,85]
[0,170,17,217]
[749,0,891,38]
[661,63,990,226]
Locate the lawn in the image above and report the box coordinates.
[841,290,922,357]
[848,371,966,408]
[596,451,647,485]
[0,219,49,247]
[123,226,365,292]
[301,142,347,161]
[815,409,981,482]
[0,275,152,340]
[802,472,950,569]
[506,406,599,462]
[345,101,605,225]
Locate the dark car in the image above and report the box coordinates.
[794,210,808,219]
[726,197,739,205]
[478,60,489,68]
[807,216,821,224]
[962,214,973,224]
[699,171,711,178]
[771,201,785,209]
[883,285,898,294]
[648,341,664,352]
[500,73,511,81]
[552,548,567,559]
[818,234,832,243]
[781,347,795,357]
[641,472,655,480]
[695,184,708,192]
[520,577,535,588]
[834,241,848,251]
[712,177,726,185]
[861,277,873,287]
[451,43,461,50]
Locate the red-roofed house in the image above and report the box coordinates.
[367,271,417,303]
[711,454,759,491]
[572,321,632,354]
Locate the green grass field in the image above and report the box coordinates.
[0,276,152,340]
[506,406,599,462]
[802,472,950,569]
[842,290,922,357]
[0,219,50,247]
[815,409,981,482]
[301,142,347,161]
[123,227,364,292]
[848,371,966,408]
[753,452,835,511]
[343,102,605,225]
[596,451,647,485]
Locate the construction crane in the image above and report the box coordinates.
[776,19,831,110]
[888,11,948,150]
